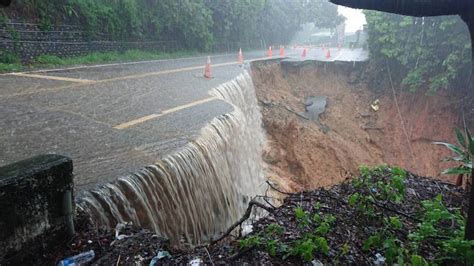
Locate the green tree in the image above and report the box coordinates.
[364,11,471,93]
[3,0,343,53]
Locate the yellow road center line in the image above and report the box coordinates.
[97,61,239,83]
[114,96,218,129]
[8,72,96,84]
[161,96,218,114]
[99,56,269,83]
[114,114,162,130]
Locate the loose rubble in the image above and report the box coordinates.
[18,166,470,265]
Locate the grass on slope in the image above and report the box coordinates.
[0,49,199,72]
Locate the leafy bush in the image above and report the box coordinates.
[36,55,64,65]
[236,165,473,263]
[350,166,474,264]
[0,62,22,72]
[0,51,20,64]
[289,235,329,262]
[0,50,22,72]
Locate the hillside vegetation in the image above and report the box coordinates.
[364,11,471,94]
[2,0,343,51]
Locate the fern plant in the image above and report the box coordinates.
[434,127,474,240]
[434,128,473,176]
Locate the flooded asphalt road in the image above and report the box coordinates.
[0,48,367,192]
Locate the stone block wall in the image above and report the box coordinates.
[0,22,182,62]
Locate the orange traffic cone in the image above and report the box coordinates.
[267,46,273,57]
[326,49,331,59]
[301,48,307,58]
[238,48,244,65]
[204,56,212,79]
[279,46,285,57]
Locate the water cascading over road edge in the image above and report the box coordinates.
[78,71,266,245]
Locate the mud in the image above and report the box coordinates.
[251,60,461,192]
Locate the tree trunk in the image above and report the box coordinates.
[463,16,474,92]
[464,17,474,240]
[466,167,474,240]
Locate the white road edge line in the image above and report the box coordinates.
[332,50,345,61]
[8,72,96,84]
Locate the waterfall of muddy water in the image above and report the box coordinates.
[79,71,266,245]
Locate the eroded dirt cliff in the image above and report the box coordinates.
[251,60,461,192]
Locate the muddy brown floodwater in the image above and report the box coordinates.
[251,60,461,192]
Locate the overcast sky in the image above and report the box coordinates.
[338,6,367,33]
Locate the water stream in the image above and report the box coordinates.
[79,71,266,245]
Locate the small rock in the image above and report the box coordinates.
[189,257,203,265]
[373,253,385,266]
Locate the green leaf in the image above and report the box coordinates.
[312,213,321,223]
[433,142,464,156]
[348,193,360,207]
[389,216,403,229]
[442,167,471,175]
[455,128,467,148]
[411,255,428,266]
[324,214,336,224]
[469,141,474,156]
[466,128,474,154]
[340,243,350,255]
[294,207,306,219]
[442,156,467,163]
[391,167,406,178]
[266,239,278,257]
[363,234,382,251]
[315,222,330,235]
[238,235,261,249]
[314,237,329,255]
[391,175,406,195]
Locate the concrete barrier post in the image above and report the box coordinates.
[0,154,74,261]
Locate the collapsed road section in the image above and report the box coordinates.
[253,59,460,192]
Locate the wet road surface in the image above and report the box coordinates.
[0,48,367,192]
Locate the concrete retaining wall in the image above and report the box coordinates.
[0,154,74,262]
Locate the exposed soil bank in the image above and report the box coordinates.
[251,60,461,192]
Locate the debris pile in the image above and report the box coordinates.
[25,166,471,265]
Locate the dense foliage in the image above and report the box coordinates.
[3,0,343,51]
[234,165,473,264]
[364,11,471,93]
